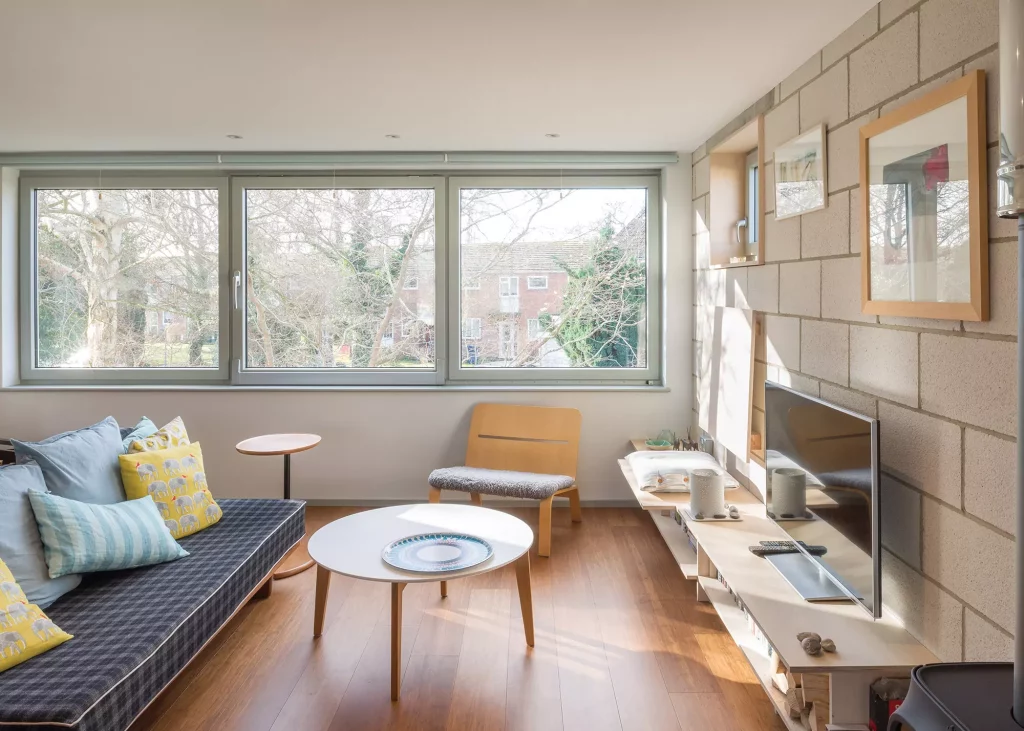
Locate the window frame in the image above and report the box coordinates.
[19,174,232,385]
[230,175,447,387]
[526,275,548,290]
[447,174,661,385]
[16,171,662,388]
[747,162,759,245]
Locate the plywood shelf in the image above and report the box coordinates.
[621,440,937,725]
[648,509,698,579]
[618,456,762,513]
[698,577,806,731]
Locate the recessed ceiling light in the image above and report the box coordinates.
[226,134,243,140]
[545,133,561,138]
[385,134,401,139]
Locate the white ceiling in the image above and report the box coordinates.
[0,0,876,153]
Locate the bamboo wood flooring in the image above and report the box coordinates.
[130,507,785,731]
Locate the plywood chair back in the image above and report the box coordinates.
[465,403,582,480]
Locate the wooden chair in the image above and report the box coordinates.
[427,403,582,557]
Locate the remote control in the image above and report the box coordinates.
[748,540,828,557]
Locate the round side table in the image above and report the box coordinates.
[236,433,321,579]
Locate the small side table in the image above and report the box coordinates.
[236,433,321,579]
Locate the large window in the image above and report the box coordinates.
[23,179,227,382]
[452,178,658,381]
[21,173,659,386]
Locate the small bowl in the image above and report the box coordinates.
[645,440,675,451]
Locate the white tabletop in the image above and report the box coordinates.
[307,504,534,584]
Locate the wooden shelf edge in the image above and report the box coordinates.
[709,259,764,270]
[697,577,807,731]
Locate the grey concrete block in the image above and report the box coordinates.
[850,325,918,407]
[922,498,1014,632]
[801,319,849,385]
[921,334,1016,436]
[821,256,876,323]
[849,13,918,114]
[964,428,1016,535]
[802,191,850,259]
[823,7,879,68]
[920,0,997,79]
[779,260,821,317]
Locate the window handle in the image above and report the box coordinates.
[735,218,748,246]
[232,271,241,310]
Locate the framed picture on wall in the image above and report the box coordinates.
[773,125,827,219]
[859,70,988,321]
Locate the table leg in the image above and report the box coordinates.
[391,582,406,701]
[313,566,331,638]
[274,453,315,580]
[283,453,291,500]
[440,580,447,598]
[514,554,535,647]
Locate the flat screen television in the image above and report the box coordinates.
[764,382,882,618]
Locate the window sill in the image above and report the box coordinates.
[4,383,669,393]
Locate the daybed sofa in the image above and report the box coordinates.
[0,498,304,731]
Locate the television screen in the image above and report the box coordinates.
[764,382,881,618]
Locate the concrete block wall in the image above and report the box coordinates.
[691,0,1013,662]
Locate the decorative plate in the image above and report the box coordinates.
[382,533,494,573]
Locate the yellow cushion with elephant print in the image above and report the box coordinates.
[118,442,222,540]
[0,558,72,673]
[129,416,190,453]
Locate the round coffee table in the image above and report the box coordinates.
[308,504,535,701]
[236,433,321,579]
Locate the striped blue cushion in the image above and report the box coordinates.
[27,493,189,578]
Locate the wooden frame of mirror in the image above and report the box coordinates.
[859,70,988,321]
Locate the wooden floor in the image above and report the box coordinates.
[131,506,785,731]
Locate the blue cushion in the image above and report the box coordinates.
[27,492,188,578]
[13,417,126,504]
[119,417,158,453]
[0,464,81,608]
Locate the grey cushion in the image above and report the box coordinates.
[119,416,158,453]
[429,466,574,500]
[13,416,126,504]
[0,463,81,608]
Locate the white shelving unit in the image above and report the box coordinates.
[698,576,804,731]
[647,509,698,579]
[621,445,937,727]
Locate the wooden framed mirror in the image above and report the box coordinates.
[859,70,988,321]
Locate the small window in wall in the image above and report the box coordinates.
[462,318,482,340]
[463,277,480,290]
[527,275,548,290]
[403,276,419,290]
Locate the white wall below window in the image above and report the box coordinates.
[0,158,692,503]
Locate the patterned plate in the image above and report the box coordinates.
[382,533,494,573]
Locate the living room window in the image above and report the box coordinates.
[452,176,659,382]
[236,178,441,386]
[20,172,659,386]
[21,178,229,383]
